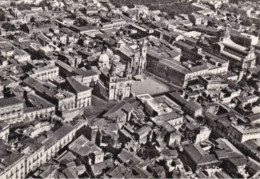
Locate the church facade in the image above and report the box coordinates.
[95,60,132,101]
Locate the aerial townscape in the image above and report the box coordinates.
[0,0,260,178]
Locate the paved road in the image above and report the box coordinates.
[84,95,118,118]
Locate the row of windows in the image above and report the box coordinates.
[36,70,58,77]
[113,23,126,28]
[0,109,22,115]
[25,109,54,118]
[0,107,22,112]
[3,128,79,179]
[1,114,22,119]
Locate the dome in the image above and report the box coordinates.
[106,48,114,58]
[98,53,109,63]
[111,55,120,63]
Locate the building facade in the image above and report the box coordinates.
[96,62,132,101]
[0,121,86,179]
[65,76,92,108]
[0,97,23,124]
[29,65,59,81]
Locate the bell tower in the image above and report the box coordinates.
[138,39,147,74]
[125,62,132,79]
[221,26,231,42]
[109,63,117,81]
[141,39,147,59]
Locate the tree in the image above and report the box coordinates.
[2,22,16,31]
[0,10,5,21]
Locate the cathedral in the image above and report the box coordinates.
[94,39,148,101]
[95,53,132,101]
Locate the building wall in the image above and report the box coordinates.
[81,74,100,86]
[147,55,228,88]
[102,20,127,29]
[94,153,104,164]
[25,147,45,175]
[138,132,149,144]
[96,80,109,101]
[0,127,9,141]
[14,54,31,62]
[44,131,75,161]
[1,49,14,57]
[76,90,92,108]
[109,80,132,101]
[168,117,184,130]
[2,122,86,179]
[0,103,23,124]
[23,106,55,120]
[184,104,202,118]
[146,58,186,87]
[229,125,260,143]
[0,123,82,179]
[30,66,59,81]
[185,68,209,81]
[1,157,26,179]
[195,127,211,144]
[57,96,75,111]
[208,65,228,75]
[181,149,198,171]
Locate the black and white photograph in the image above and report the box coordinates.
[0,0,260,178]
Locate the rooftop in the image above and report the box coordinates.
[69,135,102,157]
[0,97,23,108]
[66,77,91,93]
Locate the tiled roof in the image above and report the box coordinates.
[0,97,23,108]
